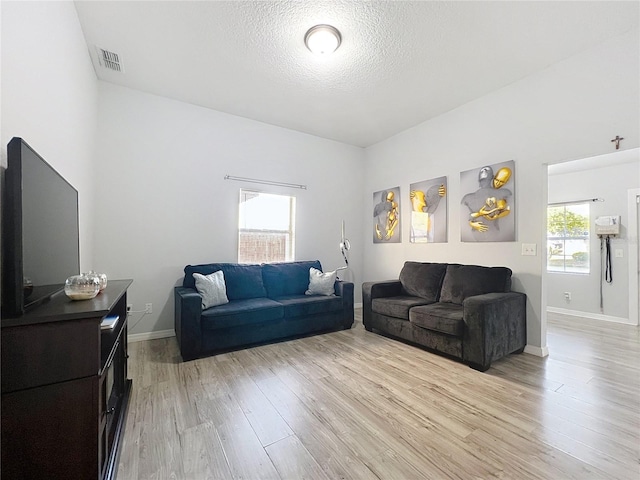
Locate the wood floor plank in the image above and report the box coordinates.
[256,374,378,480]
[534,424,640,479]
[263,352,445,478]
[118,309,640,480]
[317,374,502,479]
[265,434,331,480]
[136,382,185,479]
[465,427,610,480]
[214,354,294,447]
[179,422,232,479]
[195,389,281,479]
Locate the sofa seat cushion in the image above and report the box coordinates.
[276,295,343,318]
[399,261,447,302]
[409,303,465,337]
[372,296,433,320]
[439,264,512,305]
[262,261,322,298]
[201,298,283,330]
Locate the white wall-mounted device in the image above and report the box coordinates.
[595,215,621,235]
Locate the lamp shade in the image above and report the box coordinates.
[305,25,341,55]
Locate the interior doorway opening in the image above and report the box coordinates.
[544,148,639,332]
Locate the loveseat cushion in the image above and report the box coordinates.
[201,297,283,330]
[275,295,343,318]
[184,263,266,301]
[399,261,447,301]
[371,296,433,319]
[409,303,465,337]
[262,261,322,298]
[439,264,512,305]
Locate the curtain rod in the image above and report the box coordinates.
[548,198,604,206]
[224,175,307,190]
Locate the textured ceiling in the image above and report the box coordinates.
[74,1,639,147]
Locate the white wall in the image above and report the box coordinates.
[1,1,98,269]
[363,28,639,352]
[547,158,640,320]
[93,82,365,336]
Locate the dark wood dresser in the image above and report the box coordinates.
[1,279,133,479]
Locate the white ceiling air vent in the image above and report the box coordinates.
[95,46,124,73]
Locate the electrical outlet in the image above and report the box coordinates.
[145,303,153,314]
[127,304,133,313]
[564,292,571,302]
[521,243,537,256]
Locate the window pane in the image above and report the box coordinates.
[564,203,590,238]
[238,190,295,264]
[238,232,290,263]
[547,203,589,274]
[547,238,564,272]
[240,191,292,231]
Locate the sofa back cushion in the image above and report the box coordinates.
[399,262,447,302]
[183,263,266,301]
[439,264,512,305]
[262,261,322,298]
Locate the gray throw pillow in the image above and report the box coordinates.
[305,267,336,296]
[193,270,229,309]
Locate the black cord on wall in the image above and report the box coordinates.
[604,235,613,284]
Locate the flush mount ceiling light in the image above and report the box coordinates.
[304,24,341,55]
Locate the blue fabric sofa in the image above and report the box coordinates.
[175,260,354,360]
[363,261,526,371]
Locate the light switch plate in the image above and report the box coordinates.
[521,243,537,256]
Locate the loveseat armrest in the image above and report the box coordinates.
[462,291,527,371]
[174,286,203,360]
[362,280,402,329]
[335,280,354,328]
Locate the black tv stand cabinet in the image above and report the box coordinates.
[1,279,133,480]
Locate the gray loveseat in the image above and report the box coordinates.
[175,260,354,360]
[363,261,526,371]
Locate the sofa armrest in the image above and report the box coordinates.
[335,280,354,328]
[174,286,203,360]
[362,280,402,328]
[462,292,527,371]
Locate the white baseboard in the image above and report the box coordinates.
[524,345,549,357]
[547,306,635,325]
[128,329,175,343]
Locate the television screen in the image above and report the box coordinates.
[2,138,80,316]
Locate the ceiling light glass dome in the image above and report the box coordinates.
[305,25,341,55]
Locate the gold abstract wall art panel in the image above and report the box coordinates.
[409,176,447,243]
[460,160,515,242]
[373,186,401,243]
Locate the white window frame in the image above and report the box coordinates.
[238,189,296,264]
[547,202,590,274]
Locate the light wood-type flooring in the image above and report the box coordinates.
[118,310,640,479]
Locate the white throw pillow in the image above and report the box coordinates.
[305,267,336,296]
[193,271,229,309]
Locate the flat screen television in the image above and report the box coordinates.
[2,137,80,317]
